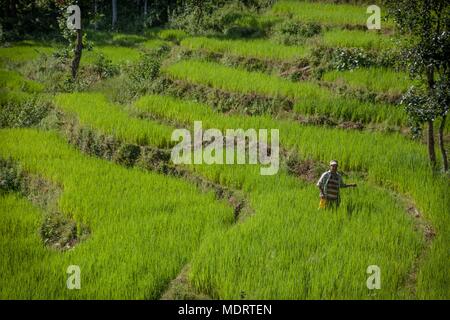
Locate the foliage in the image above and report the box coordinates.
[90,53,119,79]
[271,20,321,45]
[169,1,265,37]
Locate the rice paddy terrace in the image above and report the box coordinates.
[1,1,449,299]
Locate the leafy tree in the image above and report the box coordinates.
[385,0,449,172]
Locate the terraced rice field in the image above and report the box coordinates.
[163,60,406,125]
[1,0,448,300]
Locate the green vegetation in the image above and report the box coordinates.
[164,59,406,125]
[181,37,309,61]
[133,94,450,299]
[0,43,55,64]
[51,91,448,299]
[142,39,169,50]
[323,68,412,95]
[0,128,233,299]
[269,1,384,26]
[81,46,142,65]
[157,29,188,43]
[39,92,422,298]
[0,193,57,299]
[1,0,448,301]
[54,93,173,148]
[322,29,395,50]
[0,70,44,93]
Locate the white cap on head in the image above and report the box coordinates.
[330,160,338,166]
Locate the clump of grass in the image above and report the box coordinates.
[181,37,309,62]
[157,29,188,43]
[141,39,169,50]
[0,43,55,64]
[0,70,44,93]
[111,34,147,47]
[81,46,142,65]
[322,29,396,50]
[323,67,412,95]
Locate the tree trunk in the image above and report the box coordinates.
[427,119,437,169]
[71,29,83,79]
[438,114,448,172]
[9,0,17,19]
[426,65,437,169]
[144,0,148,16]
[94,0,98,31]
[112,0,118,29]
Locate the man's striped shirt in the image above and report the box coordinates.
[317,171,346,201]
[325,173,340,200]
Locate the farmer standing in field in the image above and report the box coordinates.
[317,160,357,209]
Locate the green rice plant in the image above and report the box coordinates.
[163,60,406,125]
[322,29,396,50]
[0,70,44,93]
[180,37,309,62]
[323,68,412,95]
[141,39,169,50]
[87,31,147,47]
[0,89,33,105]
[111,34,147,47]
[0,193,58,299]
[0,43,55,64]
[0,128,233,299]
[157,29,188,43]
[54,93,173,148]
[81,46,142,65]
[269,1,393,27]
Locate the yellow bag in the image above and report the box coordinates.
[319,198,327,209]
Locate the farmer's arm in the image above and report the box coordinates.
[340,175,356,188]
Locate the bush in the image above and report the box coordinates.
[310,46,401,78]
[272,20,322,45]
[209,4,263,38]
[0,96,51,128]
[20,50,75,92]
[0,158,22,193]
[113,144,141,167]
[127,54,161,83]
[330,47,373,70]
[91,53,120,79]
[169,1,264,37]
